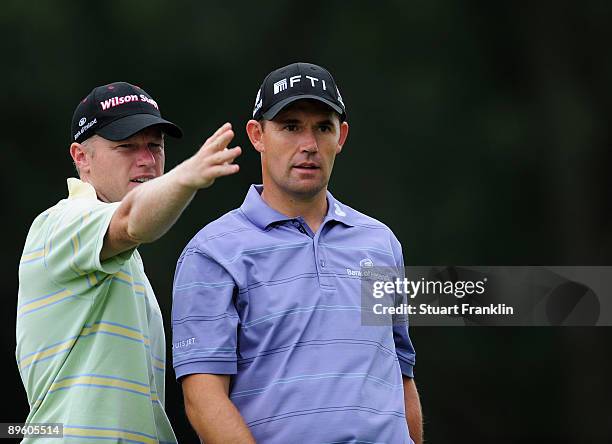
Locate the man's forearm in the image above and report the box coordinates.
[121,166,197,244]
[403,376,423,444]
[186,390,255,443]
[183,374,256,444]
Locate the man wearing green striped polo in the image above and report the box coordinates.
[16,82,241,443]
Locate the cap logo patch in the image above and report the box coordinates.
[306,75,326,90]
[289,75,300,87]
[78,117,87,127]
[336,87,345,108]
[100,94,159,111]
[253,88,263,117]
[273,79,288,94]
[273,75,328,95]
[73,118,97,141]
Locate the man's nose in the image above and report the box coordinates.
[300,129,318,153]
[136,146,156,167]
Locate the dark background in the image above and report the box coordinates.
[3,1,612,442]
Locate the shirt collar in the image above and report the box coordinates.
[240,184,354,230]
[324,190,355,227]
[67,177,98,200]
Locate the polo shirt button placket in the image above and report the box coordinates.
[291,219,308,235]
[315,229,334,291]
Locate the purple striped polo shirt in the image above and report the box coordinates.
[172,185,416,443]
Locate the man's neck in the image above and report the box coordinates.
[260,185,328,234]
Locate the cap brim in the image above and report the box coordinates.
[262,95,344,120]
[96,113,183,141]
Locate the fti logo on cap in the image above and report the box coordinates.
[272,75,328,95]
[273,79,287,94]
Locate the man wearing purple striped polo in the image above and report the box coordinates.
[172,62,423,443]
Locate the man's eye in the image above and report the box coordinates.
[284,124,298,131]
[318,126,332,132]
[149,144,164,152]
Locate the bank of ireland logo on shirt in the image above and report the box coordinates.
[273,79,288,94]
[360,258,374,268]
[346,258,376,277]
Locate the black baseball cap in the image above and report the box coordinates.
[71,82,183,143]
[252,62,347,121]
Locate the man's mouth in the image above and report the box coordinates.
[130,177,155,183]
[293,163,320,170]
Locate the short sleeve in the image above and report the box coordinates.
[389,232,416,378]
[44,199,133,289]
[172,246,239,380]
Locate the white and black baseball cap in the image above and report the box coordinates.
[252,62,347,121]
[71,82,183,143]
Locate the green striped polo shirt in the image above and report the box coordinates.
[16,178,176,444]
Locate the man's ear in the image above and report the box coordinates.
[70,142,90,175]
[246,120,266,154]
[336,121,349,154]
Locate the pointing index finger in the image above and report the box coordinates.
[206,122,232,144]
[206,128,235,153]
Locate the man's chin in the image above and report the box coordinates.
[287,181,327,199]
